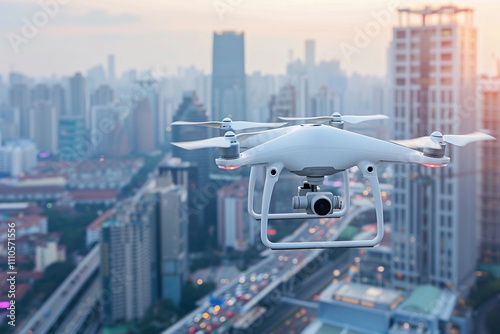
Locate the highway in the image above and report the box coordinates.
[17,245,100,334]
[54,277,100,334]
[163,202,375,334]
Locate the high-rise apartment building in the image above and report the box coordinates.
[91,85,114,107]
[30,101,58,153]
[9,83,31,138]
[101,199,156,324]
[59,115,86,161]
[389,6,477,294]
[268,85,296,122]
[478,77,500,264]
[31,84,50,103]
[108,54,116,82]
[217,179,255,251]
[51,84,66,116]
[101,173,188,324]
[145,174,188,305]
[0,106,20,140]
[70,72,87,121]
[132,97,154,154]
[212,31,246,121]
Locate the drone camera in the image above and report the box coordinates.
[292,192,342,216]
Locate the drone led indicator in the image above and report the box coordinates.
[218,165,241,170]
[421,163,448,168]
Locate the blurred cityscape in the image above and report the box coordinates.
[0,3,500,334]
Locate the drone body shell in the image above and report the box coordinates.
[217,124,450,174]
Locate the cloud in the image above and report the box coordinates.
[61,9,141,25]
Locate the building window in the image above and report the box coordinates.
[397,31,406,39]
[441,78,452,86]
[441,53,452,61]
[396,42,405,50]
[397,78,405,86]
[397,54,406,61]
[442,28,452,37]
[396,66,406,73]
[441,41,452,48]
[441,65,452,73]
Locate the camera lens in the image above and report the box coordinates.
[313,198,331,216]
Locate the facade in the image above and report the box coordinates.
[217,179,255,251]
[30,101,58,153]
[59,115,86,161]
[389,6,478,294]
[212,31,246,121]
[478,77,500,263]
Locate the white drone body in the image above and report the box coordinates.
[172,114,495,250]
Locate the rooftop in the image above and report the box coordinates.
[320,282,404,310]
[399,285,441,315]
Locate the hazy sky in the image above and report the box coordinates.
[1,0,499,78]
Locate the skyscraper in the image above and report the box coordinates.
[171,92,210,249]
[108,54,116,82]
[0,106,20,140]
[101,199,155,325]
[212,31,246,121]
[9,83,31,138]
[59,115,86,161]
[145,174,188,305]
[217,179,255,251]
[70,72,87,121]
[389,6,477,295]
[51,84,66,116]
[305,39,316,93]
[91,84,114,106]
[172,92,210,187]
[268,85,296,122]
[30,101,58,153]
[31,84,50,103]
[478,77,500,264]
[132,97,154,154]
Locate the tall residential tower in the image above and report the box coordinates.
[389,5,477,294]
[212,31,246,121]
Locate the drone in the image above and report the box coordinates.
[171,113,495,250]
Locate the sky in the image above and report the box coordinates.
[1,0,499,78]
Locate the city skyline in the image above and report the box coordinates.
[1,0,500,78]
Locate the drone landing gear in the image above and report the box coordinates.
[248,162,384,250]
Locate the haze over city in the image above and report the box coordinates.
[1,0,500,77]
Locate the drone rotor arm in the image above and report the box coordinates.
[171,121,222,128]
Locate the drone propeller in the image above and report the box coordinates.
[279,112,389,124]
[172,118,286,131]
[394,131,495,149]
[172,131,265,150]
